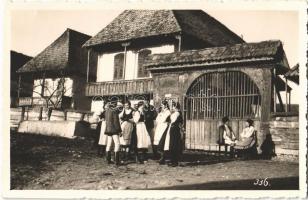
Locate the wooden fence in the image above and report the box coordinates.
[185,119,261,151]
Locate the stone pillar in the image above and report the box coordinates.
[258,68,273,154]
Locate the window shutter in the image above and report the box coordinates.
[138,49,151,78]
[114,53,124,80]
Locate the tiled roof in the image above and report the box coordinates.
[285,64,299,84]
[144,40,283,69]
[285,64,299,77]
[83,10,244,48]
[17,29,91,73]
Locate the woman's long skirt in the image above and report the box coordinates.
[119,121,134,146]
[153,122,169,146]
[234,137,255,150]
[169,125,182,154]
[136,122,151,149]
[157,125,170,151]
[98,121,108,145]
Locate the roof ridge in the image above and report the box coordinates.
[145,40,284,68]
[65,28,92,38]
[170,10,183,33]
[17,30,71,73]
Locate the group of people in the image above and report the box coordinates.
[92,99,183,167]
[219,116,256,153]
[92,99,256,166]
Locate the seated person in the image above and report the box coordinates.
[234,119,255,149]
[219,116,237,146]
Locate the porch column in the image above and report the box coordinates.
[17,74,21,100]
[175,35,182,52]
[121,42,130,79]
[273,68,277,113]
[86,50,90,83]
[259,68,272,154]
[285,77,288,112]
[289,90,292,112]
[41,72,46,97]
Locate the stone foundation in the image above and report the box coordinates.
[269,116,299,157]
[17,120,91,138]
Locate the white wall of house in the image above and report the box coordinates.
[33,77,73,97]
[96,44,174,82]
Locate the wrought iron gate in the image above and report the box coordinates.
[184,71,261,150]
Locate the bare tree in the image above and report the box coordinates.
[31,73,73,110]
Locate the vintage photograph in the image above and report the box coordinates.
[6,2,306,196]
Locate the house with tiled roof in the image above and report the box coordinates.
[84,10,297,156]
[16,28,97,110]
[83,10,245,110]
[10,51,33,107]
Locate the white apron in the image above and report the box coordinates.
[98,121,107,145]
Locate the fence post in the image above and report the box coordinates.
[64,110,67,121]
[21,107,25,122]
[38,107,43,120]
[47,107,52,120]
[80,113,85,121]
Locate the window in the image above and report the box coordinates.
[113,53,124,80]
[137,49,152,78]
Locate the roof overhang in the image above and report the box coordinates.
[146,57,276,72]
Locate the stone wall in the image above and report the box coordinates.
[269,116,299,156]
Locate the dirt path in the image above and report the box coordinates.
[10,132,299,190]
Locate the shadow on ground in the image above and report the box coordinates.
[152,176,299,190]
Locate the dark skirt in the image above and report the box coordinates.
[105,132,120,136]
[130,124,137,151]
[169,125,182,154]
[157,125,170,152]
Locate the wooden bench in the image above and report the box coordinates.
[234,131,258,159]
[217,129,234,159]
[217,131,257,159]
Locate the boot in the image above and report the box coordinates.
[135,151,143,164]
[97,146,102,156]
[101,146,106,157]
[169,151,178,167]
[152,145,159,160]
[159,151,166,165]
[142,150,147,162]
[115,152,120,166]
[106,151,112,164]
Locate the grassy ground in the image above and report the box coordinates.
[10,131,299,190]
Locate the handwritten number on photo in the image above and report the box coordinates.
[253,178,270,187]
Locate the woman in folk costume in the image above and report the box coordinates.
[119,101,134,161]
[234,119,255,149]
[97,104,108,157]
[153,100,171,165]
[167,101,183,167]
[143,100,158,159]
[105,101,122,166]
[89,105,106,157]
[133,101,152,164]
[219,116,237,146]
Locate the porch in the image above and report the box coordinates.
[18,96,72,108]
[85,78,154,97]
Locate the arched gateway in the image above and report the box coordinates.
[184,71,261,150]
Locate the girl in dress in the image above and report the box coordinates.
[167,101,183,167]
[133,101,151,164]
[119,101,134,161]
[105,102,122,166]
[97,104,108,157]
[234,119,255,148]
[153,100,171,165]
[219,116,237,146]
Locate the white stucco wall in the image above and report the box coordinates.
[33,77,73,97]
[96,44,174,82]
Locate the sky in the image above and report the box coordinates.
[10,9,300,103]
